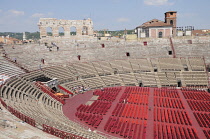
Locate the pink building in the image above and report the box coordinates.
[136,11,177,38]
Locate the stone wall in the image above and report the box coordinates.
[38,18,94,42]
[4,36,210,70]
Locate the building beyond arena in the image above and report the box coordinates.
[0,17,210,139]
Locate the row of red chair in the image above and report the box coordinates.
[34,81,65,104]
[125,86,149,92]
[182,90,210,101]
[75,88,122,129]
[95,91,119,102]
[125,86,149,95]
[43,124,84,139]
[119,93,149,105]
[154,88,180,98]
[124,87,150,95]
[93,87,121,102]
[154,107,192,126]
[154,122,198,139]
[193,112,210,128]
[75,112,103,128]
[187,100,210,112]
[104,116,147,139]
[77,101,111,115]
[203,130,210,139]
[154,97,184,109]
[103,87,122,92]
[112,103,148,120]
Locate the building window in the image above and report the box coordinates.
[170,20,173,25]
[170,12,173,15]
[158,32,163,38]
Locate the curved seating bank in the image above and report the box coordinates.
[0,57,210,138]
[0,75,105,138]
[0,37,210,138]
[1,78,210,138]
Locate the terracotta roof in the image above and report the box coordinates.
[137,19,172,28]
[192,29,210,36]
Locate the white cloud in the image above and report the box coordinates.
[9,10,24,16]
[117,18,130,22]
[144,0,174,6]
[31,13,45,18]
[31,12,53,18]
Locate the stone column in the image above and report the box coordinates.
[77,26,82,36]
[64,26,70,37]
[52,27,59,37]
[39,26,47,38]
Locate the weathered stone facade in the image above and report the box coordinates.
[38,18,95,41]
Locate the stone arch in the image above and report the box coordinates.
[82,26,88,35]
[70,26,77,36]
[58,26,65,36]
[38,18,94,40]
[46,27,53,36]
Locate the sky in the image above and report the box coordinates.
[0,0,210,32]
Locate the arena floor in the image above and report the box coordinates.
[63,86,209,139]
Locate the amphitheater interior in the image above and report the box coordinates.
[0,36,210,139]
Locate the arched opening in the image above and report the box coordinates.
[46,27,53,36]
[52,87,57,92]
[177,80,182,87]
[82,26,88,35]
[158,31,163,38]
[59,27,64,36]
[139,81,143,87]
[70,26,77,36]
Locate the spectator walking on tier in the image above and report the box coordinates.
[41,58,45,64]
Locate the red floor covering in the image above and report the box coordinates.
[62,87,210,139]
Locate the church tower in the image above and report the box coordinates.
[165,11,177,37]
[23,32,26,41]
